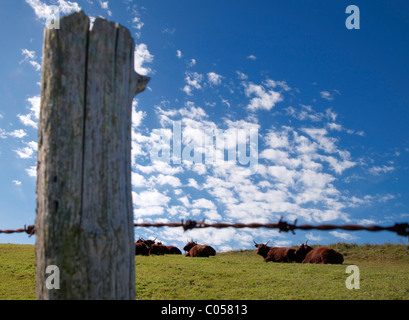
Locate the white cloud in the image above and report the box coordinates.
[368,165,395,175]
[8,129,27,138]
[119,74,377,236]
[20,49,41,71]
[180,103,207,120]
[162,28,176,34]
[185,72,202,89]
[320,91,333,101]
[176,50,182,59]
[377,194,395,202]
[25,0,81,21]
[134,43,154,75]
[132,189,171,219]
[244,81,283,111]
[327,122,343,131]
[221,98,230,108]
[305,232,322,242]
[178,195,191,208]
[264,129,290,149]
[319,155,356,174]
[12,180,22,186]
[182,71,203,95]
[267,165,298,186]
[98,0,108,10]
[207,72,222,86]
[133,205,165,218]
[192,198,217,210]
[91,0,111,16]
[329,231,358,241]
[285,105,325,122]
[14,141,37,159]
[149,174,182,187]
[301,127,338,154]
[131,171,146,188]
[25,166,37,177]
[132,99,146,128]
[247,55,257,60]
[29,60,41,71]
[21,49,35,60]
[187,178,201,189]
[188,59,196,67]
[320,90,340,101]
[14,146,33,159]
[236,71,248,80]
[298,169,335,189]
[132,16,144,30]
[135,160,183,175]
[264,79,291,91]
[326,108,338,121]
[0,129,27,139]
[355,218,376,225]
[18,95,40,129]
[261,149,301,169]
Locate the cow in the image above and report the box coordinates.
[149,242,168,255]
[136,237,156,249]
[165,246,182,255]
[295,241,344,264]
[253,240,296,263]
[183,241,216,257]
[135,242,149,256]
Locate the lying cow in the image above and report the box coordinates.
[135,242,149,256]
[149,242,168,255]
[295,241,344,264]
[166,246,182,255]
[183,241,216,257]
[253,240,296,263]
[136,237,156,249]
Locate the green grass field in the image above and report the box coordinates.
[0,243,408,300]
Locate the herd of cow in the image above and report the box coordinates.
[253,240,344,264]
[135,238,344,264]
[135,238,216,257]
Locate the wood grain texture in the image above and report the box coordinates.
[35,11,149,299]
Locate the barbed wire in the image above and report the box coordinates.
[0,225,35,236]
[134,218,409,237]
[1,218,409,238]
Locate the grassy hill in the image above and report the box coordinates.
[0,243,408,300]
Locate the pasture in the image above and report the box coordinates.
[0,243,408,300]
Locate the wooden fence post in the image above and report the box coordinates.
[35,11,149,299]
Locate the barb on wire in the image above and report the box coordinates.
[133,218,409,238]
[0,225,35,237]
[2,219,409,238]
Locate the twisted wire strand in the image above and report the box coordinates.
[1,219,408,237]
[133,218,409,237]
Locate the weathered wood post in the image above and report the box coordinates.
[35,11,149,299]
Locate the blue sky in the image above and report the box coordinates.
[0,0,408,251]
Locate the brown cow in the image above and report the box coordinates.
[166,246,182,255]
[183,241,216,257]
[295,241,344,264]
[135,242,149,256]
[149,242,168,255]
[154,242,182,255]
[136,237,156,249]
[253,240,296,263]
